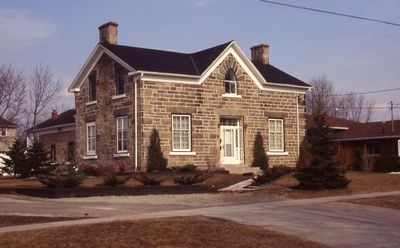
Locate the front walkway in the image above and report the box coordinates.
[1,191,400,247]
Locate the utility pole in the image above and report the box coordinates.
[390,101,394,134]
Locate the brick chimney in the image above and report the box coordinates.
[250,44,269,64]
[51,110,58,121]
[98,21,118,45]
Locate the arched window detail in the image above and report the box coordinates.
[224,69,237,95]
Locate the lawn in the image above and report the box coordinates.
[257,171,400,199]
[345,195,400,210]
[0,215,88,228]
[0,216,328,248]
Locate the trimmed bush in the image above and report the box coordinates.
[176,164,197,172]
[102,175,130,186]
[173,173,208,185]
[134,174,164,186]
[38,173,85,188]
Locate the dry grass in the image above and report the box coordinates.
[0,215,88,228]
[0,177,43,188]
[256,171,400,199]
[0,216,328,248]
[345,195,400,210]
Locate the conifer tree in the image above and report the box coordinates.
[147,128,168,172]
[252,132,269,172]
[1,141,27,177]
[294,111,350,189]
[26,140,52,177]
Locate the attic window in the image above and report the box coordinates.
[88,75,96,102]
[224,69,237,95]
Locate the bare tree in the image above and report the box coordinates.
[0,64,26,123]
[25,64,62,131]
[307,75,374,122]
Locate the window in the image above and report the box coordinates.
[86,122,96,155]
[398,140,400,157]
[224,69,237,94]
[365,143,380,156]
[88,75,96,102]
[117,116,128,152]
[172,115,191,151]
[50,144,56,162]
[115,68,125,95]
[68,141,75,162]
[0,128,6,136]
[268,119,284,152]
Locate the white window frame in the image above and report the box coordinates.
[172,114,191,152]
[268,118,284,152]
[0,128,6,136]
[116,116,128,153]
[398,140,400,157]
[224,69,237,95]
[86,122,96,156]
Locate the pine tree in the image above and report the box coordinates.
[294,111,350,189]
[1,141,27,177]
[147,128,168,172]
[26,140,52,177]
[252,132,269,172]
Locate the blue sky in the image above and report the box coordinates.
[0,0,399,120]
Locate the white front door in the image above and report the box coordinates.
[220,118,243,165]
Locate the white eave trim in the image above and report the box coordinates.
[29,123,75,135]
[336,135,400,142]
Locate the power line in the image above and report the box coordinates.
[327,87,400,97]
[257,0,400,27]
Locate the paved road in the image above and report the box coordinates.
[1,191,400,248]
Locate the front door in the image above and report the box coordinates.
[220,118,243,165]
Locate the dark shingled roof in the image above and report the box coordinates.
[102,41,310,87]
[306,114,400,140]
[32,109,76,131]
[0,117,16,128]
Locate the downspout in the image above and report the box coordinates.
[129,71,143,172]
[296,94,300,156]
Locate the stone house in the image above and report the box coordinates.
[0,117,17,153]
[68,22,311,173]
[29,109,76,165]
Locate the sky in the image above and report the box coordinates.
[0,0,399,121]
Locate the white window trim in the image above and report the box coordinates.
[268,118,285,152]
[113,153,130,158]
[398,140,400,157]
[222,93,242,98]
[116,116,128,153]
[82,155,97,160]
[169,151,196,156]
[172,114,192,152]
[86,100,97,106]
[112,94,126,100]
[267,151,289,156]
[86,122,96,156]
[224,79,237,95]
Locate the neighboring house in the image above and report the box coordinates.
[0,117,17,153]
[29,109,76,165]
[306,114,400,168]
[68,22,311,173]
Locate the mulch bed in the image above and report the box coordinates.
[0,215,89,227]
[0,185,218,198]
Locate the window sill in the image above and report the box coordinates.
[267,151,288,156]
[169,151,197,156]
[112,94,126,100]
[113,153,130,158]
[82,155,97,160]
[222,93,242,98]
[86,100,97,106]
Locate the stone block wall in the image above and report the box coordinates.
[75,54,135,171]
[138,54,306,170]
[39,130,75,164]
